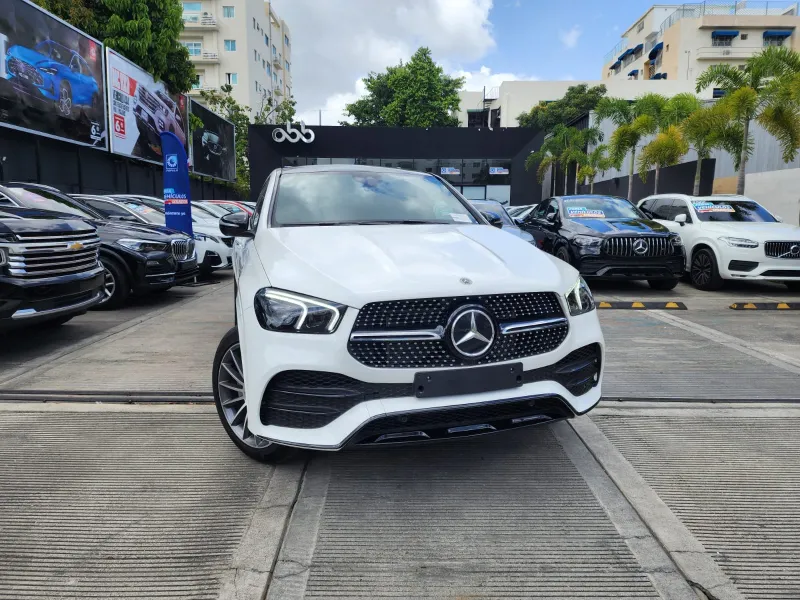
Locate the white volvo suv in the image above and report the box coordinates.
[214,165,604,462]
[639,194,800,291]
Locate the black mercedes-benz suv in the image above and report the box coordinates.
[518,195,685,290]
[0,205,104,330]
[0,184,197,308]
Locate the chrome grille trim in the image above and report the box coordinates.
[765,241,800,259]
[171,238,196,261]
[603,236,673,257]
[350,327,445,342]
[4,232,101,279]
[499,317,569,335]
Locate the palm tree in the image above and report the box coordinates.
[565,127,603,194]
[637,126,689,192]
[577,144,612,193]
[595,95,661,202]
[680,103,742,195]
[695,46,800,194]
[525,123,573,194]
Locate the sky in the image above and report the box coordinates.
[271,0,657,125]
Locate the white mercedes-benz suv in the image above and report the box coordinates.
[213,165,604,462]
[639,194,800,291]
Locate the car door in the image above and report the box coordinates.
[519,199,550,250]
[531,198,562,255]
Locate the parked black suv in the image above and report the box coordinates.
[0,184,197,308]
[0,205,104,330]
[518,195,685,290]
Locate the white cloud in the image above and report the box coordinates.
[454,66,539,91]
[271,0,495,124]
[558,25,582,49]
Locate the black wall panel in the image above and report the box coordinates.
[577,159,716,201]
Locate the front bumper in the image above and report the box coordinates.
[720,247,800,281]
[577,254,684,280]
[0,267,104,330]
[240,306,604,450]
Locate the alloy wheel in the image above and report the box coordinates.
[59,89,72,116]
[217,343,271,449]
[99,267,115,304]
[691,252,711,286]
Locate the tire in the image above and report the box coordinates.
[648,278,679,291]
[95,258,130,310]
[57,82,72,118]
[690,248,724,291]
[213,327,293,463]
[785,281,800,292]
[555,246,571,264]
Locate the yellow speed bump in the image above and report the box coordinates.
[597,301,687,310]
[730,302,800,310]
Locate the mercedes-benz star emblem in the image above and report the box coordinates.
[460,277,472,285]
[632,238,649,255]
[449,307,495,358]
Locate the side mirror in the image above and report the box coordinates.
[481,211,504,228]
[219,212,253,238]
[674,213,687,226]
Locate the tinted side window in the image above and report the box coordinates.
[531,199,550,220]
[85,199,128,217]
[251,172,276,230]
[671,199,693,222]
[546,199,560,219]
[650,199,674,220]
[639,198,656,215]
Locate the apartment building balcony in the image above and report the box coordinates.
[182,13,219,30]
[696,45,761,60]
[188,85,217,96]
[272,54,283,70]
[190,52,220,64]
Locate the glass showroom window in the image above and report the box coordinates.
[182,41,201,56]
[222,5,234,18]
[224,39,236,52]
[182,2,201,22]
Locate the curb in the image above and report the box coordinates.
[598,301,687,310]
[730,302,800,310]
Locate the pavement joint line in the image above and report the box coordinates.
[0,280,233,389]
[593,404,800,418]
[0,401,216,413]
[550,421,697,600]
[265,456,331,600]
[0,391,214,403]
[643,309,800,373]
[569,416,746,600]
[217,459,307,600]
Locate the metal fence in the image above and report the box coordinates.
[659,1,798,36]
[603,38,630,64]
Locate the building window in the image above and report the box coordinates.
[272,44,277,56]
[254,49,258,61]
[287,87,291,97]
[267,64,271,76]
[253,17,256,29]
[182,41,201,56]
[741,33,748,40]
[222,6,234,18]
[273,72,278,84]
[285,60,290,71]
[712,35,734,47]
[226,72,238,85]
[224,39,236,52]
[191,73,203,89]
[285,34,290,47]
[182,2,202,22]
[262,59,266,69]
[265,34,269,46]
[764,35,786,47]
[636,20,644,33]
[256,81,260,92]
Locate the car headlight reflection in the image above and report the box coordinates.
[719,236,758,248]
[565,277,596,316]
[254,288,347,334]
[116,238,169,253]
[573,235,603,255]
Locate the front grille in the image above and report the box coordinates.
[8,57,44,86]
[349,293,568,369]
[171,238,195,261]
[260,371,411,429]
[350,396,573,445]
[136,88,161,114]
[7,230,101,279]
[604,236,674,257]
[761,270,800,278]
[765,241,800,259]
[524,344,601,397]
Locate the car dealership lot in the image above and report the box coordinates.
[1,277,799,599]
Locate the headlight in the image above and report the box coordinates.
[0,246,7,267]
[573,235,603,247]
[116,238,169,253]
[671,234,683,246]
[719,236,758,248]
[564,277,595,317]
[254,288,347,334]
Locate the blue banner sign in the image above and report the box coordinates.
[160,131,193,237]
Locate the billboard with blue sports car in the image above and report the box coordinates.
[0,0,107,148]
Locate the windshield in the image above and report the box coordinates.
[470,200,514,226]
[272,171,478,226]
[10,188,99,219]
[199,203,231,217]
[562,196,643,220]
[691,199,776,223]
[122,201,166,224]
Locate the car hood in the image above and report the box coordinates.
[700,222,800,241]
[256,224,578,308]
[571,217,670,235]
[7,45,50,67]
[501,224,534,242]
[0,206,95,237]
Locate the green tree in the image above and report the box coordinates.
[35,0,195,93]
[561,126,603,194]
[680,103,741,195]
[637,126,689,193]
[696,46,800,194]
[517,84,607,131]
[525,124,571,194]
[200,86,296,198]
[594,95,660,202]
[577,145,612,194]
[343,47,463,127]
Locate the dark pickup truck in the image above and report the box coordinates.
[0,206,104,330]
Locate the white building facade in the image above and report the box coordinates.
[179,0,292,121]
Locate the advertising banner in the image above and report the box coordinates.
[190,100,235,182]
[161,131,193,237]
[107,48,188,164]
[0,0,106,148]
